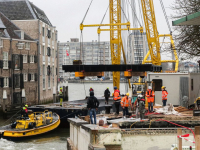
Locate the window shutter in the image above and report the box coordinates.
[47,47,50,56]
[12,54,15,69]
[13,74,15,89]
[20,55,23,70]
[0,78,4,87]
[28,74,31,81]
[28,55,30,63]
[20,74,24,88]
[35,73,37,81]
[8,61,12,69]
[34,55,37,63]
[0,60,3,68]
[9,77,12,87]
[49,48,51,56]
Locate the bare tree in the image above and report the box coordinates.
[171,0,200,59]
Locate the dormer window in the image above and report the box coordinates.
[14,30,24,40]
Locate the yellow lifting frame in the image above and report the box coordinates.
[80,0,144,89]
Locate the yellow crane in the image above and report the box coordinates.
[141,0,179,70]
[77,0,179,90]
[79,0,143,89]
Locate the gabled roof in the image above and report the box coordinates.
[0,11,34,40]
[0,0,52,26]
[172,11,200,26]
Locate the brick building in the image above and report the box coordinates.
[0,12,38,110]
[0,0,58,104]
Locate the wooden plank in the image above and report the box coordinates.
[177,129,182,150]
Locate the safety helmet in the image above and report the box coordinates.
[25,104,28,107]
[126,93,129,96]
[107,87,109,89]
[148,86,152,90]
[60,87,62,90]
[138,94,143,98]
[162,86,166,89]
[114,86,117,89]
[90,87,92,88]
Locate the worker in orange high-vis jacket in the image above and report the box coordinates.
[113,86,121,115]
[146,86,155,113]
[162,86,168,106]
[121,93,131,117]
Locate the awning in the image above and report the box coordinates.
[172,11,200,26]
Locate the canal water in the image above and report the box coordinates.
[0,82,129,150]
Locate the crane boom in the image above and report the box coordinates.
[141,0,161,66]
[141,0,179,71]
[110,0,122,89]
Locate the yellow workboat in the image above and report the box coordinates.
[0,110,60,139]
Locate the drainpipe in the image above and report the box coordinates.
[37,20,40,104]
[10,38,13,105]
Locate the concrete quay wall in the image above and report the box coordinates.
[67,118,196,150]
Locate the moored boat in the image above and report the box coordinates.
[0,110,60,139]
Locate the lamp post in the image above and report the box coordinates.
[21,89,26,105]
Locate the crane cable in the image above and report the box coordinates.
[81,0,94,24]
[159,0,172,34]
[117,0,129,22]
[98,4,110,65]
[127,0,142,27]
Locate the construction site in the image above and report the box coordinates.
[62,0,200,149]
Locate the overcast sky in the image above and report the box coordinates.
[30,0,176,43]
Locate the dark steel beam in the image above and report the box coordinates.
[62,64,162,72]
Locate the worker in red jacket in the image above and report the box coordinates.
[146,86,155,113]
[162,86,168,106]
[113,86,121,115]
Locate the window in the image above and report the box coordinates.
[42,27,45,36]
[24,73,27,82]
[23,55,27,63]
[4,77,9,87]
[48,76,50,88]
[31,74,34,81]
[14,30,24,40]
[191,79,193,91]
[14,74,20,88]
[13,54,21,70]
[52,66,54,76]
[43,65,45,76]
[52,49,54,57]
[25,42,30,50]
[0,39,3,47]
[43,77,45,89]
[43,46,45,56]
[152,79,162,91]
[17,42,24,49]
[13,92,21,104]
[3,52,8,69]
[30,55,34,63]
